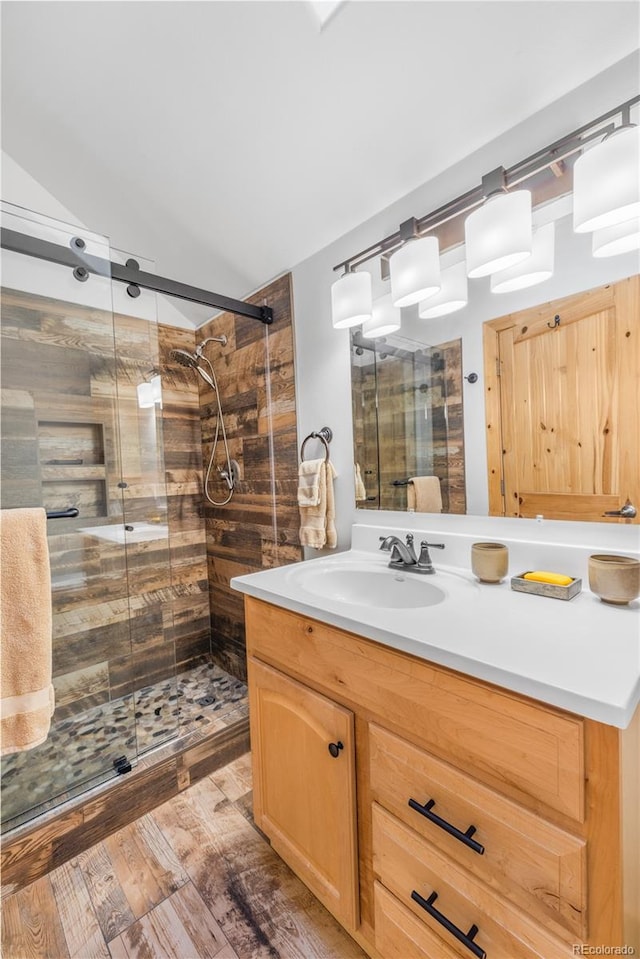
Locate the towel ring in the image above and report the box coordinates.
[300,426,333,463]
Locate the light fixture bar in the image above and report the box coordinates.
[333,95,640,275]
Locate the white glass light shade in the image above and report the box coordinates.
[573,125,640,233]
[389,236,441,308]
[362,295,401,339]
[490,222,555,293]
[331,271,372,329]
[592,218,640,257]
[465,190,532,278]
[418,262,468,318]
[137,382,155,409]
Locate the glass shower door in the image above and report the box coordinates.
[0,204,137,828]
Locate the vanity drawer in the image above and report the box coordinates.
[246,597,585,821]
[372,803,574,959]
[374,881,460,959]
[369,723,587,939]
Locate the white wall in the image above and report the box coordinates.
[2,150,84,227]
[291,54,640,553]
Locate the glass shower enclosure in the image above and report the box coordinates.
[1,203,177,830]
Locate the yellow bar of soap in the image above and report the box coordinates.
[523,571,573,586]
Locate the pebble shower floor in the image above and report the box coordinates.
[1,660,248,830]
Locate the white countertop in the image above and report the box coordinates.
[231,544,640,729]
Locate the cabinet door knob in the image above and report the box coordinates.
[328,741,344,758]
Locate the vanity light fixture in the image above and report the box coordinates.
[331,266,372,329]
[592,217,640,258]
[573,111,640,233]
[418,261,468,318]
[465,169,532,278]
[490,222,555,293]
[362,294,401,339]
[389,218,441,308]
[331,96,639,327]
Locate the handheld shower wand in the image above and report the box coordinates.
[169,341,236,506]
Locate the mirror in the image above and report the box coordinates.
[350,206,640,521]
[351,331,465,513]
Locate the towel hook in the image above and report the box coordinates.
[300,426,333,463]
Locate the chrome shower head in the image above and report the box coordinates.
[170,348,216,390]
[170,348,199,369]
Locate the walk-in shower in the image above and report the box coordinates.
[0,203,270,834]
[170,337,239,506]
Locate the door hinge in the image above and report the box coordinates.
[500,479,505,496]
[496,357,502,377]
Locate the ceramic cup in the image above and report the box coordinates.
[588,554,640,605]
[471,542,509,584]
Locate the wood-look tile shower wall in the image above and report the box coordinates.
[0,289,211,727]
[194,273,302,681]
[157,324,211,667]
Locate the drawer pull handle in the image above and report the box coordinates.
[328,741,344,758]
[411,890,486,959]
[408,798,485,855]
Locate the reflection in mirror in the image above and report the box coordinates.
[351,330,465,513]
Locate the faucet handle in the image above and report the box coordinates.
[416,540,445,573]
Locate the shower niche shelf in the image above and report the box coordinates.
[37,418,109,520]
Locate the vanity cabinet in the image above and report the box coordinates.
[247,657,359,930]
[245,596,639,958]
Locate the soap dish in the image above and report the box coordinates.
[511,572,582,601]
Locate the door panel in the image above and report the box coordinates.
[486,277,639,523]
[248,656,359,930]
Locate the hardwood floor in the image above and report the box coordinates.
[1,753,366,959]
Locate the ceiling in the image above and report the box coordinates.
[1,1,639,326]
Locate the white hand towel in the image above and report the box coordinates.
[299,461,338,549]
[297,458,325,507]
[1,507,55,755]
[407,476,443,513]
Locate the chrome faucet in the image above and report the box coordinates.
[380,533,444,575]
[379,533,445,575]
[379,533,418,567]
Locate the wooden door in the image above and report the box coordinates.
[484,277,639,522]
[248,657,359,930]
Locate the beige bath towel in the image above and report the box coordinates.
[299,461,337,549]
[354,463,367,502]
[407,476,443,513]
[297,458,324,507]
[1,507,55,755]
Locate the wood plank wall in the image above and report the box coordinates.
[157,324,211,667]
[193,273,302,681]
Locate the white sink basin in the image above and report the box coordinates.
[288,563,450,609]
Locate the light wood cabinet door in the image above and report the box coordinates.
[248,656,359,931]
